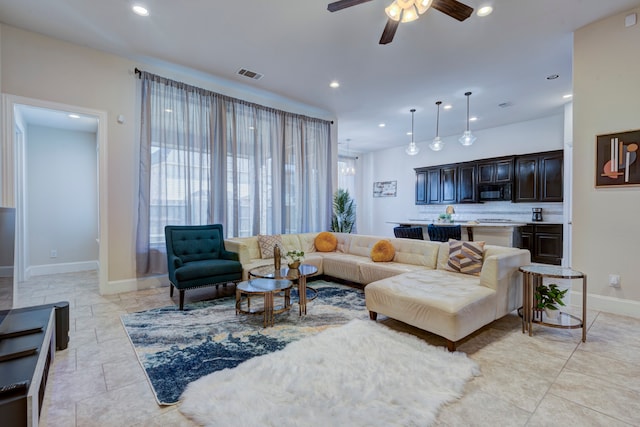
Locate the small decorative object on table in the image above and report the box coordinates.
[286,250,304,269]
[535,283,568,320]
[273,244,281,270]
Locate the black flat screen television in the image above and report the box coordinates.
[0,207,16,324]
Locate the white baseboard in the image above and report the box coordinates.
[101,274,169,295]
[26,261,98,278]
[572,291,640,319]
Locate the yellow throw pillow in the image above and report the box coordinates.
[371,240,395,262]
[257,234,283,259]
[446,239,485,275]
[315,231,338,252]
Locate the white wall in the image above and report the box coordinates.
[0,24,336,291]
[358,114,565,236]
[573,7,640,313]
[26,125,98,273]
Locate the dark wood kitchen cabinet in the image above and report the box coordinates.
[518,224,563,265]
[415,166,457,204]
[457,164,477,203]
[514,150,563,202]
[477,157,513,184]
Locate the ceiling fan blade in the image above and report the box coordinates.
[327,0,374,12]
[379,18,399,45]
[431,0,474,21]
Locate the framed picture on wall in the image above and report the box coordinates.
[596,129,640,187]
[373,180,397,197]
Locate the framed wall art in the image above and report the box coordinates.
[373,180,397,197]
[596,129,640,188]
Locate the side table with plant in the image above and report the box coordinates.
[535,283,568,320]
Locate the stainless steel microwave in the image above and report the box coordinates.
[478,183,512,201]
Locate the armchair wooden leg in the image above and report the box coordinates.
[179,290,185,310]
[369,311,378,321]
[170,284,174,297]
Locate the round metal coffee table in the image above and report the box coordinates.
[249,264,318,315]
[235,278,293,327]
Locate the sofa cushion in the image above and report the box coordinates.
[370,240,395,262]
[315,231,338,252]
[446,240,485,276]
[257,234,283,259]
[390,238,440,268]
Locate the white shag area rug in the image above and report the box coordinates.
[179,319,480,427]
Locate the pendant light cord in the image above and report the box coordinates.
[435,101,441,136]
[464,91,472,132]
[410,108,416,143]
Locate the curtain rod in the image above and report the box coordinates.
[133,67,333,124]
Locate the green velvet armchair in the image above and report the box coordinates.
[165,224,243,310]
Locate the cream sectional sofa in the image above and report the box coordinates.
[225,233,530,351]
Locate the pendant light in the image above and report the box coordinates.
[429,101,444,151]
[405,108,420,156]
[459,91,476,146]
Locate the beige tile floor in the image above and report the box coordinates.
[13,271,640,426]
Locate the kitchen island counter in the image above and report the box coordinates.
[389,220,528,247]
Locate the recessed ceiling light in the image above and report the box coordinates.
[378,123,386,128]
[329,81,340,88]
[406,132,412,136]
[443,104,452,110]
[477,6,493,17]
[563,94,573,99]
[68,114,80,119]
[132,5,149,17]
[470,117,478,122]
[546,74,559,80]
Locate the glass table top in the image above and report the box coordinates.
[236,278,292,293]
[519,264,585,279]
[249,264,318,280]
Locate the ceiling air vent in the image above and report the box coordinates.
[237,68,263,80]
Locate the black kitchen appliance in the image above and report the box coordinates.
[532,208,543,222]
[478,183,512,201]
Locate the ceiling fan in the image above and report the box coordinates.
[327,0,474,45]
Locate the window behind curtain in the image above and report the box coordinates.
[136,71,333,275]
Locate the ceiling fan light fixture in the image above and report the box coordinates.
[401,7,420,22]
[405,108,420,156]
[385,2,402,21]
[416,0,433,14]
[459,91,476,147]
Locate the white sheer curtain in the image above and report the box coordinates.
[136,71,333,275]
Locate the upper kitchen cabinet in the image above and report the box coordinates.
[457,163,477,203]
[477,157,513,184]
[415,165,457,205]
[514,150,563,202]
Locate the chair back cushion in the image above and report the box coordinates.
[427,224,461,242]
[166,224,225,263]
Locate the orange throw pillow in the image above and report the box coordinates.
[371,240,395,262]
[315,231,338,252]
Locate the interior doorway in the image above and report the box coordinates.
[1,94,108,294]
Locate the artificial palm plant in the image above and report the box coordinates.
[331,189,356,233]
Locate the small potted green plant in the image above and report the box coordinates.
[286,250,304,269]
[535,283,568,320]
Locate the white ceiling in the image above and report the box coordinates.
[15,105,98,133]
[1,0,639,153]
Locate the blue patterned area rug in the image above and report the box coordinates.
[121,280,367,405]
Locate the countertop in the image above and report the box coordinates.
[388,220,529,227]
